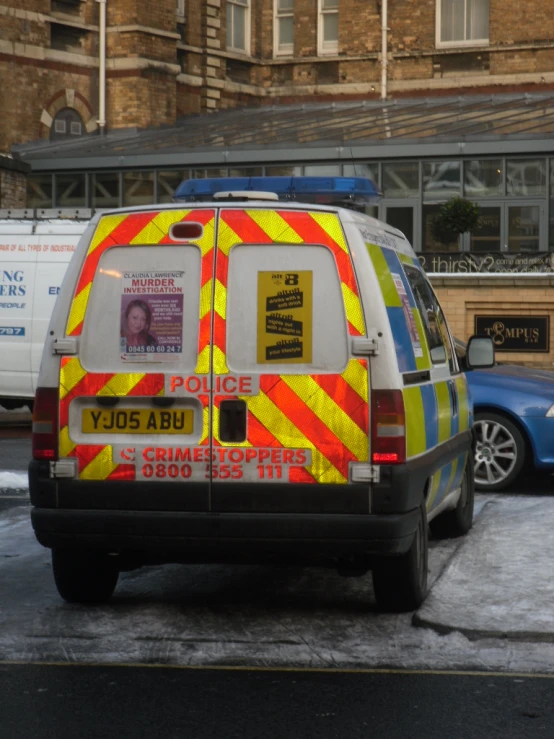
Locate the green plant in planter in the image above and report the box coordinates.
[431,197,480,245]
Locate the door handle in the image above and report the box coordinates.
[219,399,247,442]
[449,381,458,416]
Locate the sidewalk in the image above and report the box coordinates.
[415,495,554,641]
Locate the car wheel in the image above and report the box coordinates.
[430,453,475,538]
[473,412,526,492]
[372,503,428,612]
[52,549,119,603]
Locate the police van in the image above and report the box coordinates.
[0,210,90,409]
[28,177,494,612]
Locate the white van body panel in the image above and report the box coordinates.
[0,218,89,405]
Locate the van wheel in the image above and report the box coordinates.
[430,454,475,539]
[371,503,428,613]
[52,549,119,603]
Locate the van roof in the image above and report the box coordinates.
[87,200,411,248]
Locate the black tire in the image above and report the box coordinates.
[473,411,526,492]
[372,503,428,612]
[52,549,119,603]
[430,453,475,538]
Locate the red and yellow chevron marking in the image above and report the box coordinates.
[59,357,166,480]
[213,209,369,484]
[216,210,366,341]
[210,359,369,483]
[60,209,216,481]
[65,209,216,343]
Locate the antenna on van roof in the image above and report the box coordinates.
[349,147,358,177]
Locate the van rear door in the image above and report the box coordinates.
[208,207,371,513]
[57,208,216,508]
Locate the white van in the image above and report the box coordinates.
[0,210,91,408]
[28,177,494,611]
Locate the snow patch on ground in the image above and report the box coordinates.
[0,471,28,490]
[0,403,31,413]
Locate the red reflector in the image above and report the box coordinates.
[32,387,59,461]
[38,449,57,460]
[371,389,406,465]
[169,222,204,241]
[372,452,400,463]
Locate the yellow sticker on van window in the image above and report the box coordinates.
[257,271,313,364]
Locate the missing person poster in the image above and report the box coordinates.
[257,271,313,364]
[120,270,185,362]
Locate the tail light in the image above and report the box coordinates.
[371,389,406,465]
[32,387,59,461]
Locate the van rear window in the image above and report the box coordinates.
[80,245,201,373]
[225,244,349,374]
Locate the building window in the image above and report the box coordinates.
[50,23,87,54]
[422,204,460,253]
[123,171,155,207]
[275,0,293,56]
[464,159,503,197]
[383,162,419,198]
[157,170,188,204]
[507,159,546,197]
[423,161,461,202]
[318,0,338,56]
[176,0,185,19]
[55,173,86,207]
[50,108,85,141]
[227,0,250,54]
[92,172,120,209]
[26,174,53,209]
[437,0,489,47]
[51,0,82,15]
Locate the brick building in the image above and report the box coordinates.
[3,0,554,365]
[2,0,554,151]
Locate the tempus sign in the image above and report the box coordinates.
[474,315,550,352]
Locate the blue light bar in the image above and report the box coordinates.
[173,176,380,208]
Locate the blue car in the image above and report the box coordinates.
[455,338,554,491]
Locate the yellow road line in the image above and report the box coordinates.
[0,661,553,679]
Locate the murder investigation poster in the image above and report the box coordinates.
[257,271,313,364]
[120,270,185,362]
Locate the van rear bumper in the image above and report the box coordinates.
[30,506,421,562]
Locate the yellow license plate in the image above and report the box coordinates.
[81,408,194,434]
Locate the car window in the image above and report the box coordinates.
[454,338,467,359]
[436,305,459,374]
[403,265,447,365]
[453,337,471,370]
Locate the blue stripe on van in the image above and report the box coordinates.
[434,461,453,508]
[386,306,417,373]
[450,453,467,490]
